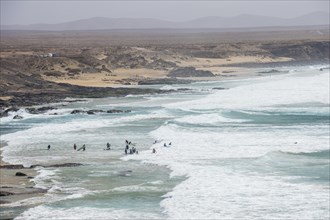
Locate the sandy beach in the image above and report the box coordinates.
[41,55,292,87]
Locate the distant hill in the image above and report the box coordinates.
[1,11,329,31]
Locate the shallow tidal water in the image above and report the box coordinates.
[1,66,329,219]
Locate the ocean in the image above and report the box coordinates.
[1,66,329,219]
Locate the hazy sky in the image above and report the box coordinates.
[1,0,329,25]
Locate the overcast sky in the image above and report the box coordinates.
[1,0,329,25]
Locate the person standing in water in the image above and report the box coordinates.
[47,145,51,150]
[73,144,77,150]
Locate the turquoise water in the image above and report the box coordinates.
[1,66,329,219]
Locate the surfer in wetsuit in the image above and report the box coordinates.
[73,144,77,150]
[152,148,156,153]
[82,144,86,151]
[47,145,51,150]
[106,142,111,150]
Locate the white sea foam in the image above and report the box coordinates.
[163,71,329,111]
[133,70,330,219]
[174,113,248,125]
[111,184,162,192]
[1,109,174,166]
[160,166,329,219]
[16,206,162,220]
[137,121,330,218]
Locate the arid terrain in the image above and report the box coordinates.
[0,27,329,108]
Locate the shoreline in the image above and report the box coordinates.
[0,142,84,219]
[1,59,328,111]
[0,142,44,219]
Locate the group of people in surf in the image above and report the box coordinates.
[125,139,138,155]
[151,140,172,153]
[47,144,86,151]
[47,140,172,154]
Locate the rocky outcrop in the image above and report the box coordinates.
[0,106,19,117]
[262,41,330,61]
[0,191,15,196]
[0,188,47,196]
[43,71,65,77]
[107,109,131,113]
[70,110,86,114]
[258,69,289,74]
[13,115,23,119]
[15,172,27,176]
[147,58,177,70]
[0,164,25,169]
[30,163,83,168]
[212,87,228,90]
[87,109,104,115]
[71,109,131,114]
[168,67,214,77]
[138,78,191,85]
[46,163,83,168]
[26,106,57,114]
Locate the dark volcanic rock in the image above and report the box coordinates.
[107,109,123,113]
[0,165,25,169]
[43,71,65,77]
[106,109,131,113]
[212,87,228,90]
[87,109,104,115]
[26,106,57,114]
[15,172,27,176]
[168,67,214,77]
[71,109,130,115]
[0,106,20,117]
[262,41,330,61]
[177,88,192,91]
[257,69,290,74]
[71,109,85,114]
[13,115,23,119]
[0,191,15,196]
[48,163,83,168]
[138,78,191,85]
[30,163,83,168]
[222,70,236,73]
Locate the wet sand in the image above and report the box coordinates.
[0,144,45,219]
